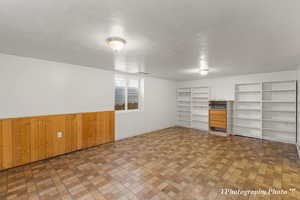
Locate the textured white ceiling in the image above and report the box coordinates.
[0,0,299,80]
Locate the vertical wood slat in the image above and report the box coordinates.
[47,115,66,157]
[76,114,82,150]
[31,117,48,162]
[81,113,97,148]
[0,111,114,170]
[0,121,2,170]
[97,111,115,144]
[65,114,79,153]
[11,118,32,166]
[2,120,12,169]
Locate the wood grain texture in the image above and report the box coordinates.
[11,118,32,166]
[81,112,97,148]
[209,109,227,129]
[210,120,227,129]
[209,109,227,121]
[2,120,13,169]
[0,111,115,170]
[47,115,66,157]
[31,117,48,162]
[0,121,2,170]
[98,111,115,144]
[64,114,79,153]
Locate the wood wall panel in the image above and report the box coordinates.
[81,113,97,148]
[98,111,115,144]
[11,118,32,167]
[64,114,79,153]
[0,111,114,170]
[2,120,12,169]
[47,116,66,157]
[31,117,48,162]
[0,121,2,170]
[76,114,82,150]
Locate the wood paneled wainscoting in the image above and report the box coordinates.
[0,111,114,170]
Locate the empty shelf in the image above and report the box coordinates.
[262,119,295,123]
[192,92,208,94]
[262,100,296,103]
[263,110,296,113]
[236,90,260,93]
[235,108,260,111]
[236,101,260,103]
[236,82,260,86]
[234,117,260,121]
[263,89,296,92]
[192,120,208,123]
[262,128,295,134]
[192,113,208,116]
[234,125,260,129]
[178,119,191,122]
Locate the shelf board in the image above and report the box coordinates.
[236,82,260,86]
[192,120,208,123]
[235,108,260,111]
[263,80,296,84]
[263,110,296,113]
[177,89,191,93]
[192,97,208,99]
[236,101,260,103]
[262,100,296,103]
[236,90,260,93]
[262,119,295,123]
[262,128,295,134]
[178,120,191,122]
[263,89,296,92]
[192,86,209,89]
[192,113,208,116]
[192,92,208,94]
[234,125,260,129]
[234,117,260,121]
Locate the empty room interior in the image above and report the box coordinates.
[1,1,300,200]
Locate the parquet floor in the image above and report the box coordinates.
[0,127,299,200]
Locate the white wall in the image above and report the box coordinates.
[178,70,297,100]
[116,77,176,140]
[0,53,114,117]
[0,53,177,140]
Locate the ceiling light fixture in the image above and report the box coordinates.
[199,68,208,76]
[106,37,126,51]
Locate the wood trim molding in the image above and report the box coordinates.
[0,111,115,170]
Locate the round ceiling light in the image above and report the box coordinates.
[199,68,208,76]
[106,37,126,51]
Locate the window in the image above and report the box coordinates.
[115,75,143,111]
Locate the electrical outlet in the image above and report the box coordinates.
[57,131,63,138]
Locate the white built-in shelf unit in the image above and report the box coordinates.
[234,80,297,144]
[177,87,210,131]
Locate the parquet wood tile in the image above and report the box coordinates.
[0,127,299,200]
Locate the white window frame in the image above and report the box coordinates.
[115,74,144,112]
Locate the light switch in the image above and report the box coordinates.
[57,131,63,138]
